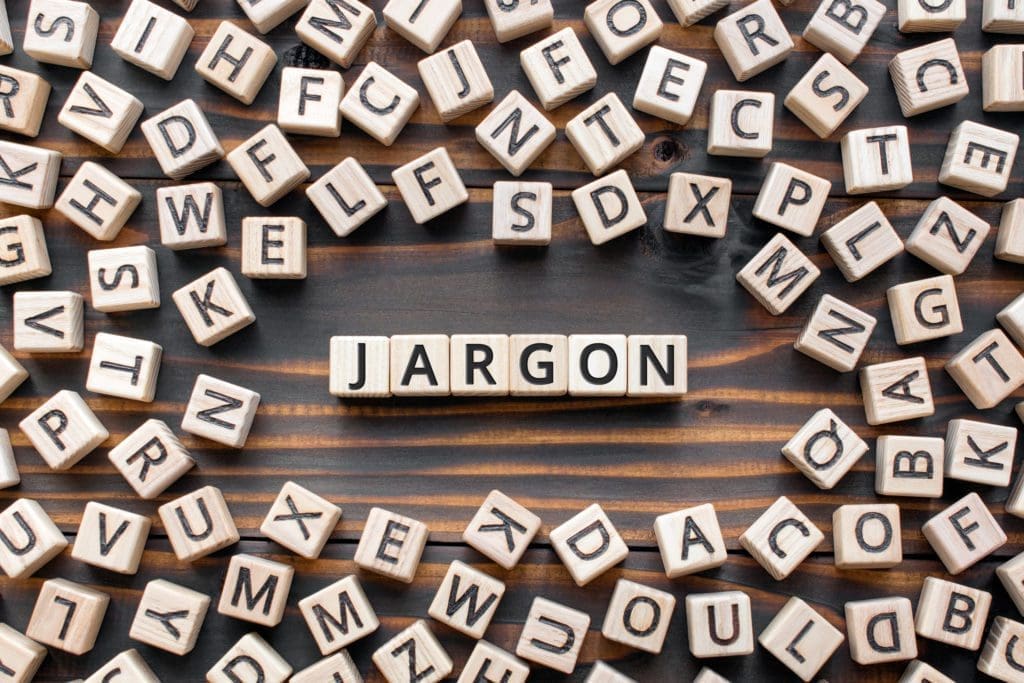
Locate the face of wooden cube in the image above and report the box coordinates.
[13,290,83,353]
[520,28,597,110]
[57,71,143,154]
[784,53,867,139]
[0,623,47,683]
[390,334,450,396]
[259,481,341,559]
[449,334,509,395]
[493,181,552,246]
[373,620,452,683]
[340,62,420,146]
[235,0,307,32]
[141,100,224,180]
[208,633,293,683]
[998,553,1024,616]
[707,90,774,158]
[418,40,493,123]
[111,0,193,80]
[463,489,541,569]
[475,90,556,177]
[859,357,934,425]
[291,652,361,683]
[392,147,468,224]
[568,335,627,396]
[108,419,193,499]
[907,197,990,275]
[296,0,376,69]
[889,38,968,117]
[0,428,18,489]
[483,0,552,41]
[984,45,1024,112]
[876,435,944,498]
[427,560,505,639]
[947,329,1024,409]
[899,0,965,31]
[195,21,276,105]
[736,232,820,316]
[308,158,387,237]
[821,202,904,282]
[945,419,1016,487]
[0,141,61,209]
[227,125,311,207]
[845,598,917,665]
[156,182,226,249]
[0,498,67,578]
[550,503,629,586]
[516,597,590,673]
[158,485,240,561]
[27,579,109,655]
[218,554,294,627]
[509,334,568,396]
[781,408,867,490]
[899,660,956,683]
[753,163,831,237]
[85,649,159,683]
[329,336,391,397]
[997,199,1024,263]
[572,170,647,246]
[759,597,844,682]
[803,0,884,64]
[56,164,141,242]
[833,503,902,569]
[86,333,162,403]
[713,0,794,81]
[653,503,726,578]
[915,577,991,651]
[0,215,51,286]
[984,0,1024,31]
[71,502,150,575]
[632,46,706,127]
[172,268,256,347]
[20,390,107,470]
[841,126,913,194]
[685,591,754,658]
[181,374,260,448]
[458,640,529,683]
[241,217,306,280]
[924,492,1007,574]
[0,66,51,138]
[277,67,343,137]
[626,335,687,396]
[566,93,645,177]
[87,246,160,314]
[794,295,875,373]
[887,275,962,345]
[129,579,210,655]
[354,507,429,583]
[23,0,99,68]
[584,0,663,65]
[298,575,379,654]
[739,497,824,581]
[939,120,1019,197]
[979,617,1024,681]
[601,579,675,654]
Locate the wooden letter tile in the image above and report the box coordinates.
[568,334,627,396]
[0,498,67,578]
[390,334,451,396]
[0,428,19,489]
[781,408,867,489]
[633,47,706,127]
[821,202,904,282]
[392,147,468,224]
[666,0,728,26]
[307,158,388,237]
[428,560,505,638]
[458,641,529,683]
[111,0,194,80]
[158,485,240,561]
[999,291,1024,350]
[141,100,224,180]
[340,62,420,146]
[803,0,885,64]
[84,649,159,683]
[707,90,774,158]
[277,67,343,137]
[475,90,556,176]
[208,633,292,683]
[241,216,306,279]
[0,623,47,683]
[887,274,962,345]
[875,434,944,498]
[172,268,256,347]
[107,419,194,499]
[129,579,210,655]
[899,660,956,683]
[998,552,1024,615]
[984,0,1024,32]
[1009,467,1024,519]
[71,501,150,575]
[906,197,990,275]
[759,597,843,681]
[0,141,61,209]
[418,40,493,122]
[0,2,10,56]
[509,334,568,395]
[20,390,107,470]
[627,334,687,396]
[984,45,1024,111]
[236,0,307,33]
[915,576,991,650]
[584,0,663,65]
[572,169,647,245]
[13,290,83,353]
[586,662,636,683]
[924,491,1007,574]
[739,496,824,580]
[259,480,341,559]
[859,357,934,425]
[753,162,831,236]
[664,173,731,238]
[0,215,51,286]
[899,0,965,31]
[841,126,913,194]
[549,503,629,586]
[27,578,109,655]
[329,336,391,397]
[653,503,726,577]
[157,182,226,249]
[195,21,276,105]
[939,120,1019,197]
[450,334,510,396]
[353,506,429,583]
[785,53,868,138]
[85,333,162,403]
[483,0,552,41]
[520,28,597,110]
[889,38,968,117]
[291,652,362,683]
[0,65,51,138]
[217,553,294,627]
[181,374,260,447]
[997,199,1024,263]
[601,578,675,654]
[493,181,553,245]
[516,597,590,673]
[979,617,1024,682]
[373,620,452,683]
[946,329,1024,409]
[227,124,310,207]
[383,0,460,53]
[87,246,160,313]
[685,591,754,658]
[736,232,820,316]
[693,668,730,683]
[845,597,917,665]
[566,93,645,176]
[833,503,902,569]
[23,0,98,68]
[298,575,379,654]
[296,0,376,69]
[945,419,1016,486]
[0,347,27,408]
[794,295,876,372]
[57,71,142,154]
[463,489,541,569]
[713,0,794,81]
[56,163,141,242]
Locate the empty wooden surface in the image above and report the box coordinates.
[1,0,1023,680]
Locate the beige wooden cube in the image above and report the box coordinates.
[666,0,728,25]
[392,147,468,224]
[308,158,388,237]
[13,290,83,353]
[340,63,420,146]
[875,434,944,498]
[841,126,913,194]
[979,617,1024,681]
[889,38,968,117]
[58,71,142,154]
[87,246,160,313]
[157,182,226,249]
[181,374,260,448]
[373,620,452,683]
[999,291,1024,350]
[713,0,794,81]
[632,46,706,126]
[71,501,150,575]
[0,429,19,489]
[450,334,509,395]
[298,574,379,654]
[354,506,429,582]
[887,274,962,345]
[573,170,647,246]
[568,334,627,396]
[984,45,1024,111]
[0,623,47,683]
[915,576,991,650]
[945,419,1016,486]
[781,408,867,489]
[0,498,67,578]
[463,489,541,569]
[20,390,107,470]
[899,0,965,31]
[475,90,556,177]
[794,295,875,372]
[1009,467,1024,518]
[260,480,341,559]
[0,2,10,56]
[483,0,552,41]
[550,503,629,586]
[0,215,51,286]
[291,652,362,683]
[784,53,868,138]
[208,633,292,683]
[939,120,1019,197]
[172,268,256,347]
[85,649,159,683]
[997,199,1024,263]
[28,578,109,655]
[0,66,51,137]
[493,181,552,246]
[947,329,1024,409]
[520,28,597,110]
[739,496,823,580]
[759,597,844,682]
[390,334,450,396]
[0,141,61,209]
[418,40,493,122]
[601,578,675,654]
[998,552,1024,614]
[23,0,98,68]
[383,0,460,53]
[833,503,902,569]
[277,67,343,137]
[821,202,904,282]
[984,0,1024,32]
[509,334,568,396]
[653,503,726,577]
[296,0,376,68]
[228,124,310,207]
[923,492,1006,574]
[693,668,730,683]
[685,591,754,658]
[329,336,391,397]
[458,640,529,683]
[585,0,662,65]
[707,90,774,158]
[56,163,140,242]
[172,0,199,10]
[241,216,306,280]
[753,162,831,236]
[845,597,917,665]
[0,348,27,407]
[108,419,194,499]
[195,21,276,105]
[111,0,194,80]
[129,579,210,655]
[566,93,645,176]
[141,100,224,180]
[587,662,635,682]
[664,173,731,238]
[428,560,505,638]
[86,333,162,403]
[218,553,294,627]
[860,357,934,425]
[899,660,955,683]
[516,597,589,673]
[804,0,884,64]
[236,0,307,32]
[627,334,687,396]
[736,232,819,316]
[159,485,240,561]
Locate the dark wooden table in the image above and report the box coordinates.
[1,0,1023,680]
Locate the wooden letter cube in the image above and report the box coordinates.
[0,498,67,578]
[859,357,934,425]
[292,653,362,683]
[390,334,450,396]
[296,0,376,69]
[418,40,493,122]
[549,503,629,586]
[685,591,754,658]
[13,290,83,353]
[463,489,541,569]
[383,0,460,53]
[739,496,824,580]
[236,0,307,33]
[566,93,645,176]
[0,65,51,137]
[57,71,143,154]
[939,120,1019,197]
[0,2,8,56]
[999,290,1024,349]
[0,141,61,209]
[707,90,774,158]
[277,67,343,137]
[781,408,867,489]
[227,124,310,207]
[520,28,597,110]
[392,147,468,224]
[0,623,47,683]
[354,507,429,582]
[307,158,387,237]
[887,274,962,345]
[584,0,663,65]
[27,579,109,655]
[516,597,590,673]
[633,46,707,126]
[889,38,968,117]
[997,199,1024,263]
[87,246,160,313]
[23,0,98,68]
[841,126,913,194]
[340,62,420,146]
[483,0,552,41]
[450,334,510,395]
[85,650,159,683]
[984,45,1024,111]
[298,575,379,654]
[181,374,260,447]
[759,597,844,682]
[946,329,1024,409]
[803,0,885,64]
[833,503,902,569]
[979,617,1024,682]
[736,232,820,315]
[129,579,210,655]
[158,485,240,561]
[984,0,1024,32]
[915,576,991,650]
[428,560,506,638]
[458,641,529,683]
[664,173,731,238]
[475,90,556,177]
[0,428,19,489]
[899,660,956,683]
[195,21,276,105]
[329,335,391,397]
[208,633,292,683]
[794,295,876,372]
[71,501,150,574]
[693,668,730,683]
[373,620,452,683]
[845,597,917,665]
[86,333,162,403]
[241,216,306,279]
[493,181,552,246]
[573,170,647,245]
[1009,467,1024,519]
[601,578,676,654]
[157,182,226,249]
[0,347,27,407]
[56,163,141,242]
[20,390,107,469]
[906,197,990,275]
[0,215,51,286]
[509,334,568,396]
[753,162,831,236]
[945,419,1016,486]
[876,435,944,498]
[107,419,194,499]
[218,553,294,627]
[259,480,341,559]
[627,334,687,396]
[899,0,965,31]
[998,552,1024,615]
[653,503,726,577]
[666,0,728,26]
[713,0,794,81]
[141,100,224,180]
[821,202,904,282]
[785,53,868,138]
[111,0,194,80]
[172,268,256,347]
[924,491,1007,574]
[568,334,627,396]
